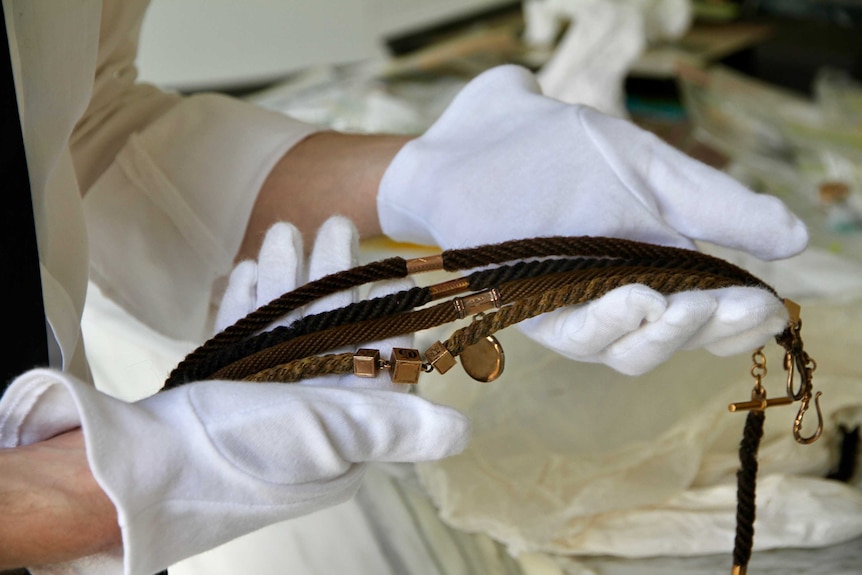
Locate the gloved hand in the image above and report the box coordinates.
[1,217,469,575]
[378,64,809,375]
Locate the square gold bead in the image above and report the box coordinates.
[389,348,422,384]
[424,341,457,374]
[353,349,380,378]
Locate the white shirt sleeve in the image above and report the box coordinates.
[82,95,318,342]
[75,0,320,343]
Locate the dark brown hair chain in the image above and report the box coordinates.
[162,235,823,574]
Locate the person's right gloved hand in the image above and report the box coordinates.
[1,217,469,575]
[378,64,809,375]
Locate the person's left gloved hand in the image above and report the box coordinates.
[0,217,468,575]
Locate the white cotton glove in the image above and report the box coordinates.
[378,64,809,375]
[1,217,468,575]
[3,370,468,575]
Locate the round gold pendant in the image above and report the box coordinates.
[460,335,505,382]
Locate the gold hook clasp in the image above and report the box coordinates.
[793,391,823,445]
[780,299,823,445]
[784,343,816,402]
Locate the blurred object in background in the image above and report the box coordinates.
[522,0,692,117]
[677,61,862,257]
[136,0,520,94]
[741,0,862,27]
[628,18,772,79]
[724,0,862,96]
[136,0,383,93]
[365,0,520,47]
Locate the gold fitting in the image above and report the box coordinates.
[460,335,505,383]
[428,277,471,300]
[453,288,502,319]
[728,396,793,412]
[731,564,747,575]
[783,298,801,326]
[425,341,457,374]
[405,253,444,274]
[389,348,423,384]
[353,349,381,378]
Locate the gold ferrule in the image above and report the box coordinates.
[428,277,471,300]
[405,254,444,274]
[731,565,747,575]
[728,396,793,412]
[453,288,502,319]
[783,298,801,326]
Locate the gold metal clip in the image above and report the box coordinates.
[729,348,792,412]
[452,288,502,319]
[728,395,794,412]
[781,299,813,402]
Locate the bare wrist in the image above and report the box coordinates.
[0,430,121,569]
[239,131,411,260]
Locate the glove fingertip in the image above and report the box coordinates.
[619,284,668,322]
[308,216,360,282]
[261,222,303,254]
[601,328,684,377]
[712,287,787,323]
[407,402,471,459]
[257,223,304,305]
[757,210,809,260]
[215,260,258,332]
[704,325,781,357]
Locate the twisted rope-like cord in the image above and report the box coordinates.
[244,353,356,383]
[226,258,408,338]
[210,266,710,381]
[210,299,458,380]
[240,268,744,384]
[445,268,742,356]
[165,285,431,387]
[443,236,758,281]
[733,410,765,571]
[168,236,772,387]
[168,254,609,387]
[169,257,602,387]
[166,257,621,386]
[165,257,408,385]
[168,255,770,387]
